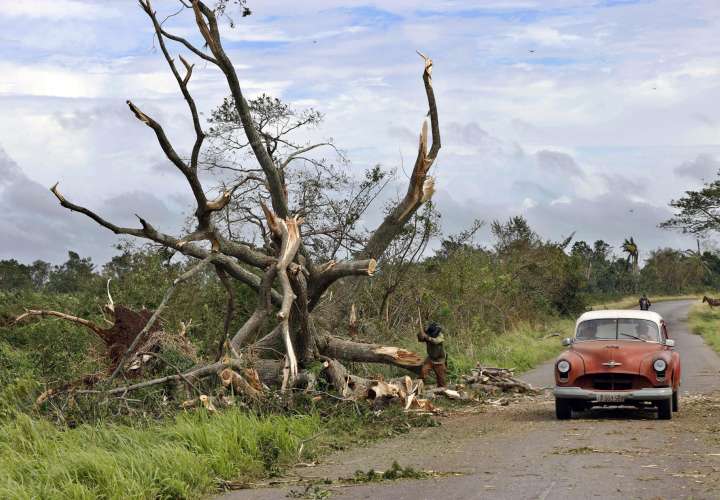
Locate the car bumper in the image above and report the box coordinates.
[554,386,672,403]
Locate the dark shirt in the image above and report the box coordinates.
[423,333,446,362]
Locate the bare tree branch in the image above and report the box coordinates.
[190,0,289,217]
[15,310,104,336]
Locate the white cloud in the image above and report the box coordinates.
[3,0,119,20]
[510,26,582,47]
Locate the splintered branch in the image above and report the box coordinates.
[360,52,441,260]
[275,215,302,386]
[126,100,209,217]
[107,255,217,384]
[349,304,358,339]
[105,279,115,313]
[321,336,424,373]
[126,100,190,174]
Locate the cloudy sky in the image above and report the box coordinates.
[1,0,718,265]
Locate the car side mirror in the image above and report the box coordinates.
[562,337,573,347]
[665,339,675,348]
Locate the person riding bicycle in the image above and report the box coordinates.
[639,293,651,311]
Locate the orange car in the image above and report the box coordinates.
[554,310,681,420]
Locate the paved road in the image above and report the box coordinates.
[224,300,720,500]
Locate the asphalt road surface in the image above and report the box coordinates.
[224,299,720,500]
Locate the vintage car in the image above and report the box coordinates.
[554,310,680,420]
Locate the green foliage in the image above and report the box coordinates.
[688,303,720,354]
[662,179,720,235]
[47,251,102,294]
[356,216,586,380]
[0,290,104,383]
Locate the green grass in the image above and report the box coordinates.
[688,303,720,354]
[447,319,574,375]
[0,409,321,499]
[0,396,439,500]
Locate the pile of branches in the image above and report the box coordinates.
[459,365,539,396]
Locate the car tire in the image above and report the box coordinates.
[658,398,672,420]
[672,390,679,412]
[555,398,572,420]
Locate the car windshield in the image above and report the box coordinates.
[575,318,660,342]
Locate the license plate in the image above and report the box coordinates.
[595,393,624,403]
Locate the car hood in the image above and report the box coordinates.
[570,340,664,373]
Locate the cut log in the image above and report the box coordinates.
[367,380,400,400]
[321,359,369,398]
[321,336,424,373]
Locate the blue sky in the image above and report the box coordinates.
[1,0,719,264]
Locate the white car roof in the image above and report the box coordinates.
[576,309,663,328]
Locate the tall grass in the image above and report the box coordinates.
[0,410,321,499]
[459,319,574,373]
[688,303,720,354]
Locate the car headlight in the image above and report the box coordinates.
[653,359,667,372]
[557,360,571,374]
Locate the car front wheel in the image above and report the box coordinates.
[555,398,572,420]
[658,398,672,420]
[672,390,679,412]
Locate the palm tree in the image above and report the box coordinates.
[622,237,639,275]
[683,238,711,276]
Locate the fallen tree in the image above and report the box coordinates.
[33,0,443,399]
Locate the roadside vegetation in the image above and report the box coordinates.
[688,303,720,354]
[1,216,716,497]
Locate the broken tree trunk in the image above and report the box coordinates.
[319,336,424,374]
[43,0,445,397]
